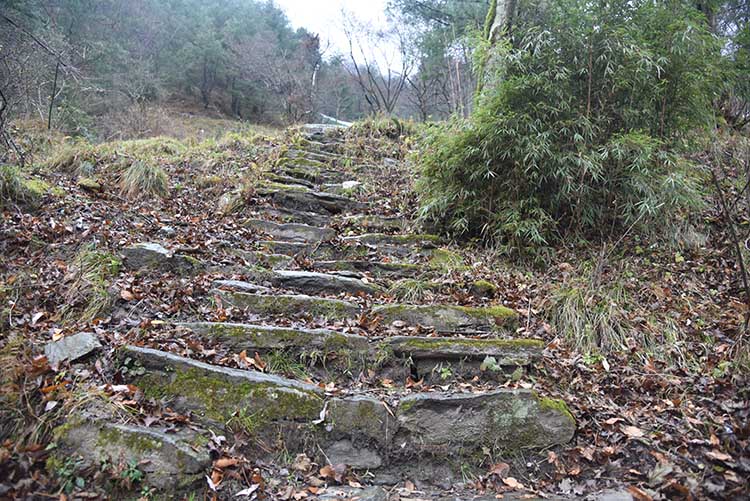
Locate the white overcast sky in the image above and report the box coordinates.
[274,0,392,57]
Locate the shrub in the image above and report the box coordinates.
[416,0,718,252]
[0,165,28,207]
[119,161,168,199]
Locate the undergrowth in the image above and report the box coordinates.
[119,161,168,199]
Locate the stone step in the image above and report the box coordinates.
[213,279,270,293]
[247,218,335,243]
[50,412,210,492]
[278,164,347,185]
[258,238,433,261]
[284,148,346,164]
[337,214,409,233]
[258,182,365,215]
[251,206,331,227]
[297,138,344,155]
[373,304,519,333]
[122,242,202,275]
[311,260,425,279]
[216,289,360,319]
[239,269,383,296]
[114,345,574,483]
[232,249,294,269]
[343,233,440,247]
[266,172,316,189]
[177,322,369,353]
[174,321,543,383]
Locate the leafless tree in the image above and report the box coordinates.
[342,16,414,116]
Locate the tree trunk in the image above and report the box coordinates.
[47,60,60,130]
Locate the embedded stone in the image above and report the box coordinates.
[385,336,543,365]
[267,270,383,296]
[247,219,335,242]
[212,280,270,293]
[44,332,101,366]
[327,395,396,447]
[122,243,202,275]
[52,418,210,491]
[312,260,424,279]
[120,345,323,427]
[176,322,369,352]
[372,304,518,333]
[395,390,575,455]
[326,439,382,469]
[215,290,360,319]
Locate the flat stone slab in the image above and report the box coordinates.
[312,260,424,279]
[266,173,316,189]
[44,331,101,366]
[259,183,365,215]
[373,304,519,333]
[386,336,543,365]
[177,322,369,352]
[338,214,408,232]
[251,207,332,227]
[233,249,294,269]
[267,270,383,296]
[52,418,210,491]
[213,280,270,293]
[120,345,323,426]
[215,290,360,319]
[122,242,202,274]
[395,390,575,455]
[247,219,335,243]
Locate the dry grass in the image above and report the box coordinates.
[0,165,27,207]
[119,161,168,199]
[64,246,121,322]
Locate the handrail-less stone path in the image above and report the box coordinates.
[51,125,577,499]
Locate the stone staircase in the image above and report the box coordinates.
[52,124,576,498]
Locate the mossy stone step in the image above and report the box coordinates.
[114,346,574,483]
[343,233,440,247]
[213,280,270,293]
[120,345,323,429]
[177,322,369,353]
[278,164,346,185]
[284,148,345,164]
[215,289,360,319]
[395,390,575,458]
[373,304,519,333]
[385,336,543,365]
[51,415,210,492]
[247,218,335,243]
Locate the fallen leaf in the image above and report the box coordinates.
[622,425,645,438]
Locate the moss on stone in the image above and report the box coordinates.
[456,305,517,321]
[77,177,102,191]
[97,426,164,454]
[135,367,322,428]
[428,248,468,271]
[395,337,542,351]
[537,395,576,424]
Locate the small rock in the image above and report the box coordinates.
[77,177,102,192]
[158,225,176,237]
[122,243,202,275]
[44,332,101,366]
[326,439,382,469]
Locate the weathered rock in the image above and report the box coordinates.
[177,322,369,353]
[470,280,498,299]
[122,243,202,275]
[395,390,575,456]
[259,183,365,215]
[52,417,210,491]
[247,219,335,243]
[120,345,323,427]
[343,233,440,247]
[386,336,543,365]
[326,439,382,469]
[252,207,331,227]
[215,290,360,319]
[233,249,294,269]
[267,270,383,296]
[322,181,363,196]
[327,396,396,447]
[44,332,101,366]
[284,148,344,164]
[77,177,102,192]
[266,173,316,189]
[312,260,424,279]
[213,280,270,293]
[318,486,388,501]
[372,304,518,333]
[338,214,408,232]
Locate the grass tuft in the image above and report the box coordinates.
[119,161,168,199]
[64,245,121,322]
[0,165,30,207]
